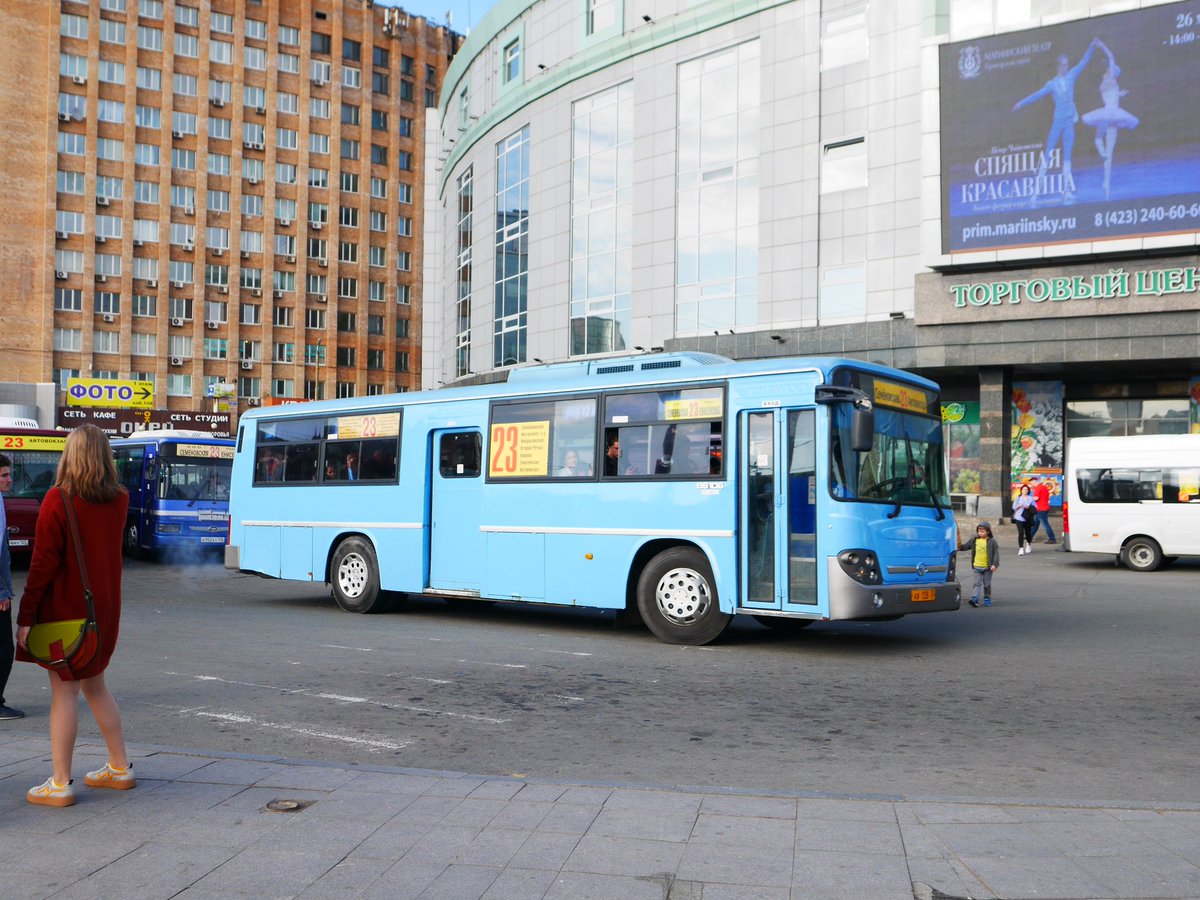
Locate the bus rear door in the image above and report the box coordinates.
[428,430,484,594]
[739,408,821,615]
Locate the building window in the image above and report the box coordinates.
[503,37,521,84]
[136,66,161,90]
[336,347,356,367]
[342,66,361,89]
[55,288,83,311]
[166,374,192,398]
[93,331,119,355]
[245,18,267,41]
[821,137,867,193]
[175,32,198,58]
[675,42,761,334]
[176,4,199,26]
[99,19,126,45]
[586,0,618,36]
[137,25,162,51]
[61,14,89,40]
[372,71,390,95]
[494,127,530,368]
[570,82,633,356]
[54,328,83,352]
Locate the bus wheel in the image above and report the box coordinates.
[331,537,388,613]
[752,615,815,633]
[1121,536,1163,573]
[636,547,730,645]
[123,522,141,558]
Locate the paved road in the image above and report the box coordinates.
[6,545,1197,806]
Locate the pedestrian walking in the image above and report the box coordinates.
[1013,484,1036,555]
[0,453,25,721]
[15,425,135,807]
[1028,475,1057,543]
[959,522,999,607]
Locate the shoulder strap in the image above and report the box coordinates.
[62,494,98,626]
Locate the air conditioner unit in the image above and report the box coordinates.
[241,360,254,370]
[95,274,107,283]
[318,258,327,267]
[72,75,86,85]
[95,235,106,243]
[210,97,225,108]
[315,294,327,303]
[285,255,296,264]
[173,280,185,289]
[96,196,110,207]
[273,289,284,299]
[218,285,229,294]
[183,243,194,251]
[241,250,251,259]
[253,142,264,151]
[248,177,259,185]
[311,221,323,231]
[58,112,72,122]
[147,279,158,288]
[55,230,69,240]
[55,270,67,280]
[278,218,291,227]
[243,140,256,150]
[170,357,184,366]
[134,239,144,248]
[170,317,184,327]
[251,288,262,297]
[102,313,115,323]
[246,397,261,406]
[183,206,195,216]
[205,320,219,329]
[313,77,327,86]
[213,248,225,257]
[172,130,185,139]
[255,106,266,116]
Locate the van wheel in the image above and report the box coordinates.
[330,537,390,613]
[636,547,730,645]
[1121,536,1163,573]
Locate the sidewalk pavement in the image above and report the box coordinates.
[2,732,1197,899]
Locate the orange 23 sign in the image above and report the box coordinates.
[488,421,551,477]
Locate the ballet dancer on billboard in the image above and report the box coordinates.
[1012,37,1099,205]
[1081,40,1139,199]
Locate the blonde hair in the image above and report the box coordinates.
[56,424,124,503]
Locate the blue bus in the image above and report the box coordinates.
[111,430,234,556]
[226,353,959,644]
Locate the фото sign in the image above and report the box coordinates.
[66,377,154,409]
[940,3,1200,252]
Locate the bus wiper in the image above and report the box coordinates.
[925,481,946,521]
[886,499,903,519]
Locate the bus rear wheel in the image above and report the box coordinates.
[331,537,391,613]
[636,547,730,645]
[1121,536,1163,572]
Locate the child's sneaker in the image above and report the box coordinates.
[27,777,76,807]
[968,598,979,607]
[983,598,992,607]
[84,762,136,790]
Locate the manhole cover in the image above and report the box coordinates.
[262,798,315,813]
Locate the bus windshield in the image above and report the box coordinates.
[158,459,232,502]
[830,406,950,509]
[6,450,59,501]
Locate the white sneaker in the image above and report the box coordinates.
[1017,547,1025,556]
[28,776,76,807]
[1025,542,1032,552]
[85,761,136,790]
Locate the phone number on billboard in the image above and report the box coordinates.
[1095,204,1200,228]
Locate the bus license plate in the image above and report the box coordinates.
[200,537,225,544]
[10,539,28,547]
[911,588,936,602]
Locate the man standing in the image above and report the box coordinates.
[0,453,25,720]
[1029,475,1057,544]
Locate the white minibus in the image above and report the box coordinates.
[1064,434,1200,571]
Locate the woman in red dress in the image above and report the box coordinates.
[16,425,134,806]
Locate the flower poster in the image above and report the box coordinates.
[1011,381,1064,506]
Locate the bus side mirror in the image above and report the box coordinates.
[145,459,157,483]
[851,407,875,453]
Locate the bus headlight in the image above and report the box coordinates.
[947,551,957,582]
[156,522,181,534]
[838,549,881,585]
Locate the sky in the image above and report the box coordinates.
[378,0,494,36]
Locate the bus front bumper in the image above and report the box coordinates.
[827,560,962,619]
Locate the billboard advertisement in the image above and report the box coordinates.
[940,2,1200,253]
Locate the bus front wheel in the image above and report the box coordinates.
[123,521,141,558]
[331,537,390,613]
[1121,536,1163,573]
[636,547,730,645]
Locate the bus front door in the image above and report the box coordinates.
[428,430,484,594]
[740,409,820,614]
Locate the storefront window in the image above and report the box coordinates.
[942,401,980,494]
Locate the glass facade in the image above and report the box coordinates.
[494,127,530,367]
[569,82,632,357]
[455,167,473,378]
[675,41,760,334]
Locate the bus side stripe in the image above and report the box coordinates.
[240,521,423,529]
[480,526,733,538]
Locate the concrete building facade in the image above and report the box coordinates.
[1,0,460,414]
[426,0,1200,520]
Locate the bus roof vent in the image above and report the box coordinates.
[639,360,682,371]
[594,364,635,375]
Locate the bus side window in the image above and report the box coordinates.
[440,433,481,478]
